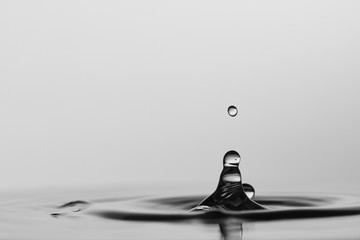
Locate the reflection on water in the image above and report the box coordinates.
[2,147,360,240]
[1,186,360,239]
[1,143,360,239]
[219,219,243,240]
[1,148,360,239]
[88,193,360,240]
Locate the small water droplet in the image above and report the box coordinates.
[223,150,241,167]
[243,183,255,199]
[227,105,238,117]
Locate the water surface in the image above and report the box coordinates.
[1,185,360,240]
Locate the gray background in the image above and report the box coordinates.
[1,1,359,195]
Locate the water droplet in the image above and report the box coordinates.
[227,105,238,117]
[192,150,265,211]
[243,183,255,199]
[223,150,241,167]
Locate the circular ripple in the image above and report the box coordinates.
[89,193,360,222]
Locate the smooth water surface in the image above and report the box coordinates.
[2,185,360,240]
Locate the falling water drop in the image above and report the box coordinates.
[227,105,238,117]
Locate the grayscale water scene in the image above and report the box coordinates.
[2,106,360,240]
[1,1,360,239]
[3,184,360,239]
